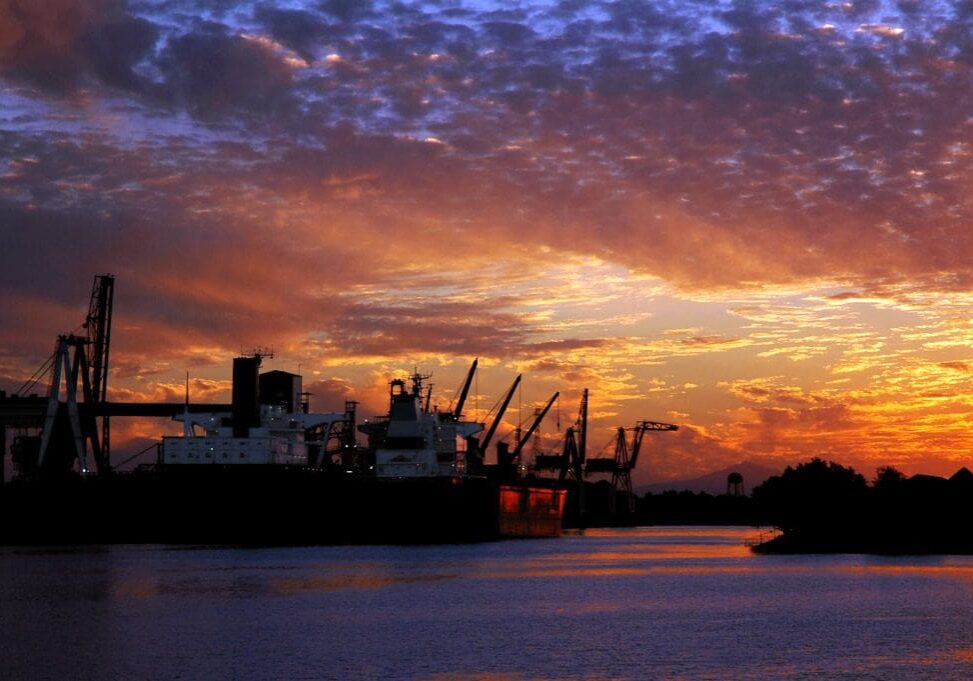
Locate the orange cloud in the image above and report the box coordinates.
[6,1,973,480]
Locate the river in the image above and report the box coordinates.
[2,527,972,679]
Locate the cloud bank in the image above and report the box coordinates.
[3,0,973,477]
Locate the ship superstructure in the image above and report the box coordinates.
[161,355,348,468]
[365,372,483,477]
[162,405,347,466]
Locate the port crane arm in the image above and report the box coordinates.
[578,389,587,465]
[639,421,680,431]
[512,391,559,457]
[629,420,678,470]
[452,358,478,420]
[479,374,521,454]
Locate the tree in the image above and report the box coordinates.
[872,466,905,490]
[752,458,868,533]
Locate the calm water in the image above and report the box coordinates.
[3,527,973,680]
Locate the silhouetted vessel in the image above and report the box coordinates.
[0,356,566,545]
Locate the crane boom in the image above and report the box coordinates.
[629,420,678,470]
[453,358,477,419]
[512,391,559,457]
[578,388,588,465]
[479,374,521,455]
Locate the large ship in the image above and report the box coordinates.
[0,348,566,545]
[159,354,568,543]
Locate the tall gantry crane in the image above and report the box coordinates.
[34,275,114,476]
[2,274,239,481]
[585,420,678,513]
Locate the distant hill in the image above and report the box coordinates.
[637,461,781,496]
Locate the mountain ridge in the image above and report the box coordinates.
[637,461,781,496]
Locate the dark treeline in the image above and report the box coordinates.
[564,480,764,528]
[750,458,973,554]
[574,458,973,554]
[637,490,759,526]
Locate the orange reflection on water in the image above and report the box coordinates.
[526,545,750,564]
[481,565,763,580]
[950,647,973,662]
[272,572,456,593]
[111,579,160,600]
[422,674,539,681]
[583,527,754,540]
[842,564,973,580]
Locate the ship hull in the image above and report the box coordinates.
[0,469,565,545]
[498,484,567,538]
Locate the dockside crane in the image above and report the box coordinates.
[585,419,678,513]
[34,275,115,477]
[1,274,243,481]
[477,373,521,465]
[533,388,587,483]
[36,334,92,474]
[450,358,478,420]
[508,390,559,465]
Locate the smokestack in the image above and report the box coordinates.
[232,356,261,437]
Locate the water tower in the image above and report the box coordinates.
[727,471,744,496]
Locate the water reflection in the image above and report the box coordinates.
[4,527,973,680]
[272,572,457,592]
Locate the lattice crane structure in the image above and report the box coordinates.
[585,420,678,513]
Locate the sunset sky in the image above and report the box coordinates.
[3,0,973,483]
